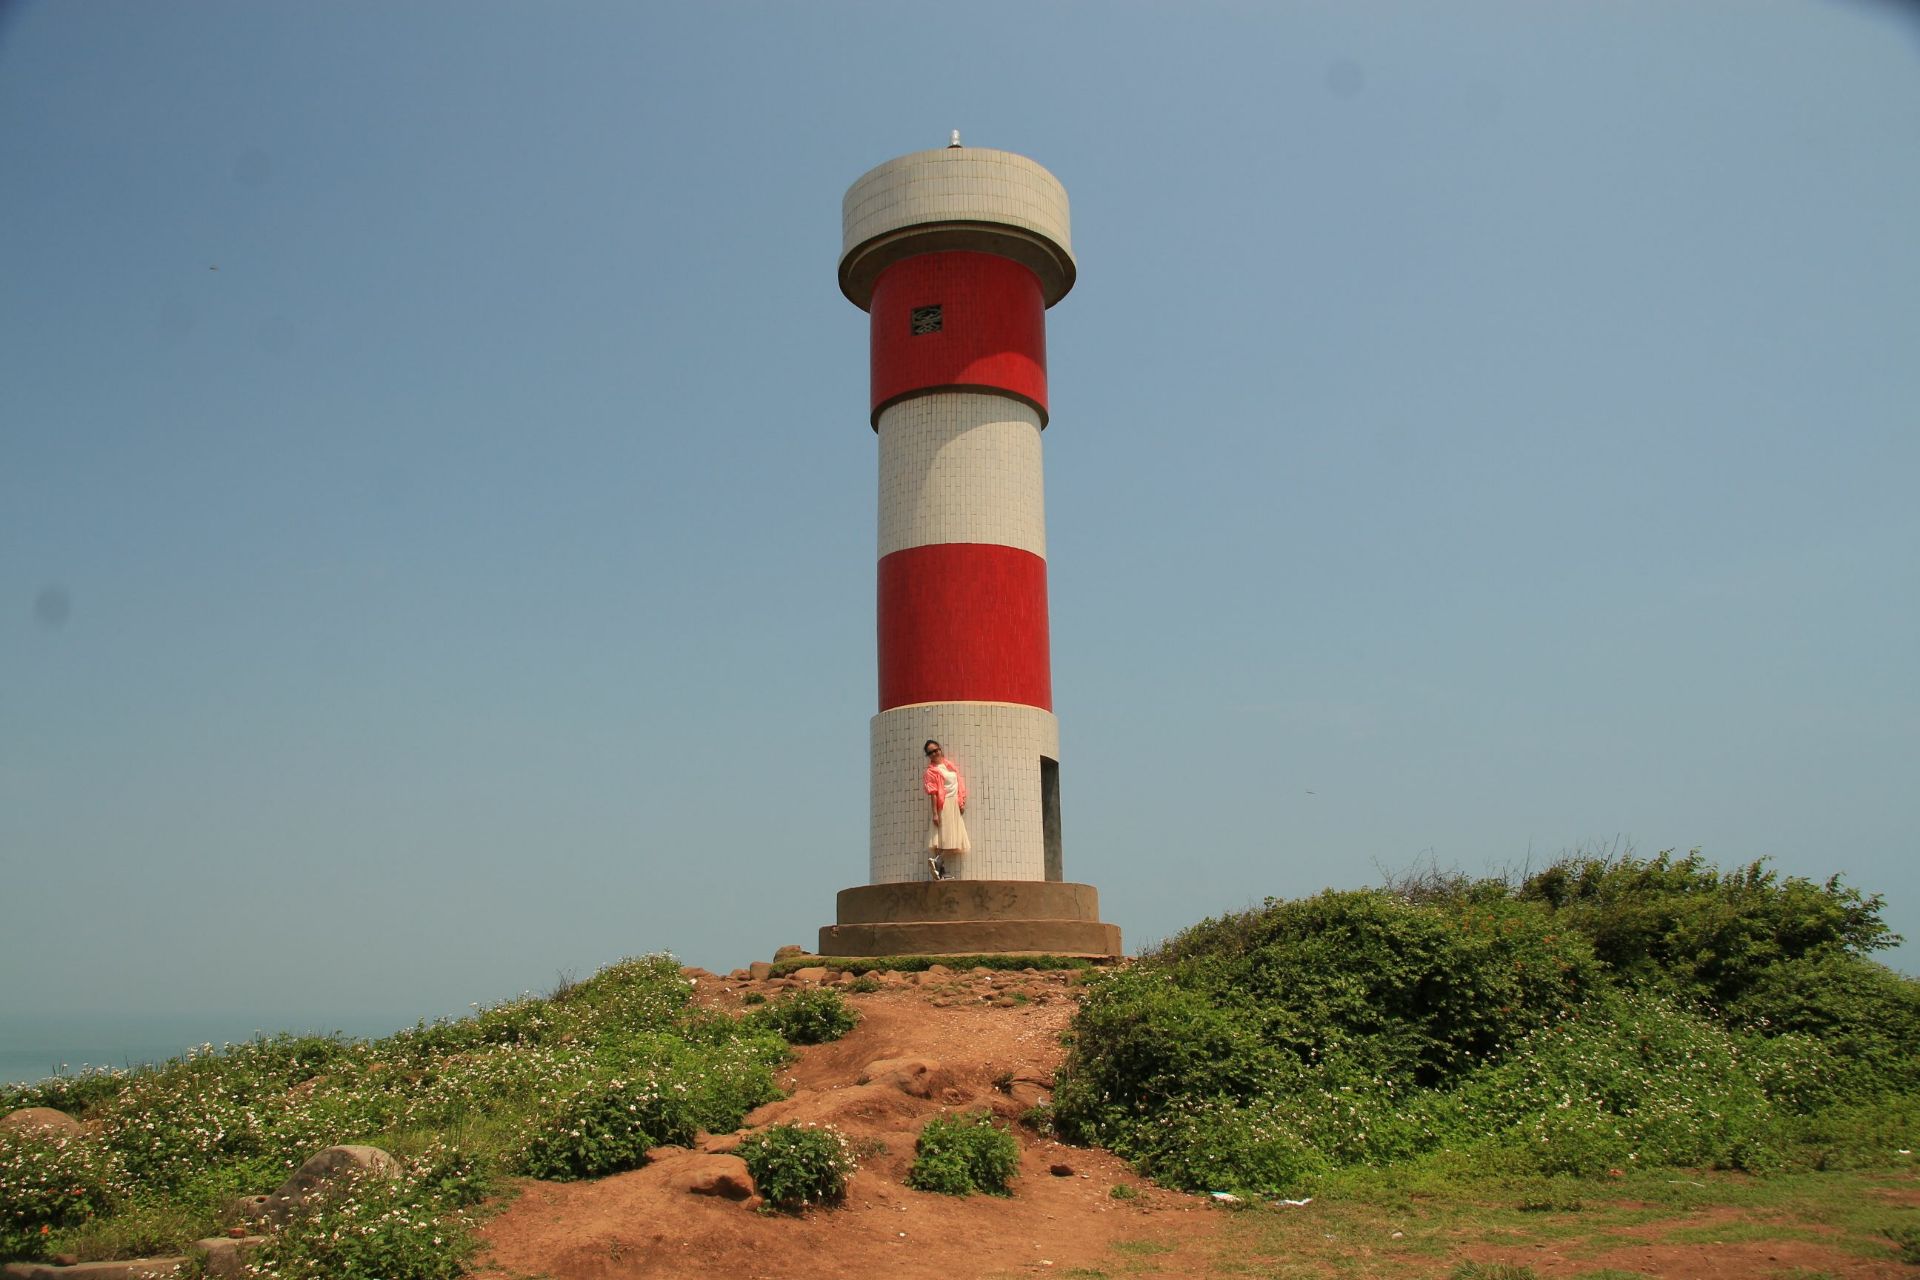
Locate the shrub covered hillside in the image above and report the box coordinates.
[0,956,849,1274]
[1053,851,1920,1195]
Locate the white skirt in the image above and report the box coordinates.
[928,803,970,854]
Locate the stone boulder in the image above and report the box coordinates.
[0,1107,83,1139]
[662,1154,755,1201]
[1007,1080,1050,1111]
[264,1145,401,1221]
[192,1235,265,1279]
[772,945,808,962]
[860,1057,943,1099]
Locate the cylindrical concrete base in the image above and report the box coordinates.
[817,880,1122,958]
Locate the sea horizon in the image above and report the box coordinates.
[0,1009,456,1089]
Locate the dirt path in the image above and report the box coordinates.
[472,968,1228,1280]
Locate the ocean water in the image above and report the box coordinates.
[0,1012,430,1088]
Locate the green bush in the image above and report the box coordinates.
[1053,857,1918,1197]
[513,1075,697,1181]
[0,1130,127,1261]
[588,1027,786,1134]
[745,989,860,1045]
[1727,953,1920,1094]
[0,1070,136,1121]
[908,1112,1021,1196]
[1152,889,1601,1087]
[736,1124,855,1210]
[1515,852,1896,1006]
[1444,994,1793,1175]
[246,1152,477,1280]
[1118,1094,1329,1196]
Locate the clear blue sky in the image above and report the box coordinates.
[4,1,1916,1030]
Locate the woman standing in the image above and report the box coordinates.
[923,739,969,879]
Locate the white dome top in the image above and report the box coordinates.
[839,146,1075,310]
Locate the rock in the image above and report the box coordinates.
[727,968,751,981]
[833,970,858,986]
[265,1145,401,1221]
[861,1057,941,1098]
[1049,1163,1075,1177]
[791,966,829,983]
[1,1259,193,1278]
[924,963,951,976]
[645,1144,692,1163]
[878,970,909,986]
[0,1107,83,1138]
[679,966,715,981]
[912,970,943,987]
[701,1132,744,1155]
[1008,1081,1050,1111]
[773,945,808,962]
[192,1235,266,1279]
[663,1154,755,1201]
[748,961,773,980]
[222,1194,273,1228]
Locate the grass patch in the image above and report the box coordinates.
[0,954,790,1272]
[768,954,1096,978]
[1662,1220,1830,1246]
[1212,1163,1919,1280]
[1111,1238,1175,1256]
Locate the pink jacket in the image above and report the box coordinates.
[923,760,967,813]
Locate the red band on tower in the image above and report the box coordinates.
[870,252,1048,423]
[876,542,1052,711]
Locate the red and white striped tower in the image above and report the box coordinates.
[819,140,1122,958]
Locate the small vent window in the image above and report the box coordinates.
[910,305,944,336]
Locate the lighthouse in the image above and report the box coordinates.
[818,140,1122,958]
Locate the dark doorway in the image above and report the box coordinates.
[1041,756,1062,882]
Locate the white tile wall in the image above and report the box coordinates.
[877,395,1046,559]
[870,702,1060,884]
